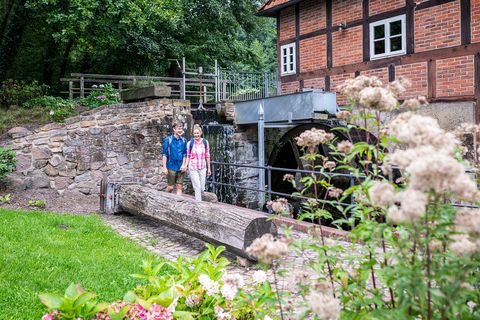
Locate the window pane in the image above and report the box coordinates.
[390,20,402,36]
[284,65,287,72]
[374,25,385,39]
[390,36,402,51]
[290,55,294,63]
[374,40,385,55]
[289,63,294,71]
[283,48,287,55]
[290,47,294,54]
[283,56,287,64]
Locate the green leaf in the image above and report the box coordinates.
[123,291,137,303]
[65,283,79,299]
[39,293,64,309]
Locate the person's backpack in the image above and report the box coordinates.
[166,135,186,158]
[188,138,208,153]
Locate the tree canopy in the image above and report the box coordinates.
[0,0,276,87]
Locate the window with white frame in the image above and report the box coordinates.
[370,15,406,60]
[280,43,296,75]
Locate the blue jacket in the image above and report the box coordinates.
[162,135,187,171]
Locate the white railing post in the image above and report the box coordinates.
[258,102,265,209]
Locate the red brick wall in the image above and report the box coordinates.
[332,26,363,67]
[473,0,480,43]
[304,77,326,90]
[370,0,404,16]
[395,62,428,99]
[331,73,356,106]
[279,6,295,41]
[332,0,362,26]
[414,1,461,52]
[436,56,475,97]
[300,35,327,72]
[361,67,389,84]
[281,81,300,94]
[300,0,326,34]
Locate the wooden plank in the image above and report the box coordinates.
[325,75,331,91]
[461,0,471,45]
[427,59,437,99]
[281,42,480,82]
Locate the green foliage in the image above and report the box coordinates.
[0,104,52,135]
[28,199,46,208]
[0,79,48,108]
[0,148,17,184]
[0,209,160,319]
[0,193,11,204]
[81,83,121,109]
[23,95,77,122]
[39,283,108,319]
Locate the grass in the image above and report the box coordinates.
[0,105,50,135]
[0,209,165,319]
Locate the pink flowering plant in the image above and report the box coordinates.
[82,83,121,109]
[243,76,480,319]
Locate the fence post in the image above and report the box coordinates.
[181,57,186,100]
[79,76,85,98]
[267,166,272,203]
[258,103,265,210]
[214,60,219,102]
[68,81,73,100]
[211,162,216,194]
[263,72,269,98]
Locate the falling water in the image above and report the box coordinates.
[202,123,239,204]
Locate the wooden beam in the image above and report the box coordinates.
[475,53,480,123]
[326,0,333,68]
[295,4,300,75]
[281,43,480,82]
[363,0,370,61]
[416,0,456,11]
[427,60,437,99]
[325,75,331,91]
[388,64,396,82]
[430,95,475,102]
[278,0,458,47]
[461,0,471,45]
[406,0,415,54]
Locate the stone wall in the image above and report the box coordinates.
[5,99,192,195]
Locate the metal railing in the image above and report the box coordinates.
[60,59,279,103]
[209,160,480,211]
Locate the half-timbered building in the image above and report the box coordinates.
[258,0,480,127]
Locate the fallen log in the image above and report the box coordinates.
[102,183,277,259]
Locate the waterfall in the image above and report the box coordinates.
[202,123,239,204]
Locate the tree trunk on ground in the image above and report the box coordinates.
[115,184,277,259]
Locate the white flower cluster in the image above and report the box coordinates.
[449,209,480,255]
[252,270,267,284]
[246,234,290,264]
[382,112,480,224]
[307,291,341,320]
[214,306,233,320]
[220,273,244,301]
[198,274,220,296]
[295,128,335,148]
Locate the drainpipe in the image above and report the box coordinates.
[258,102,265,210]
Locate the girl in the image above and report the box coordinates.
[186,124,211,201]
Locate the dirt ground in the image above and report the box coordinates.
[0,187,99,214]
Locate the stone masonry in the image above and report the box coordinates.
[5,99,192,195]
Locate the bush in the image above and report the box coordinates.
[0,148,17,184]
[23,96,77,122]
[82,83,121,109]
[0,79,48,108]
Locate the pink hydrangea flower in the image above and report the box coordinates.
[96,95,107,100]
[146,303,173,320]
[41,310,61,320]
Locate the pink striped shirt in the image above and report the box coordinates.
[187,139,210,170]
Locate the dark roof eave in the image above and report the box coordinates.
[256,0,304,17]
